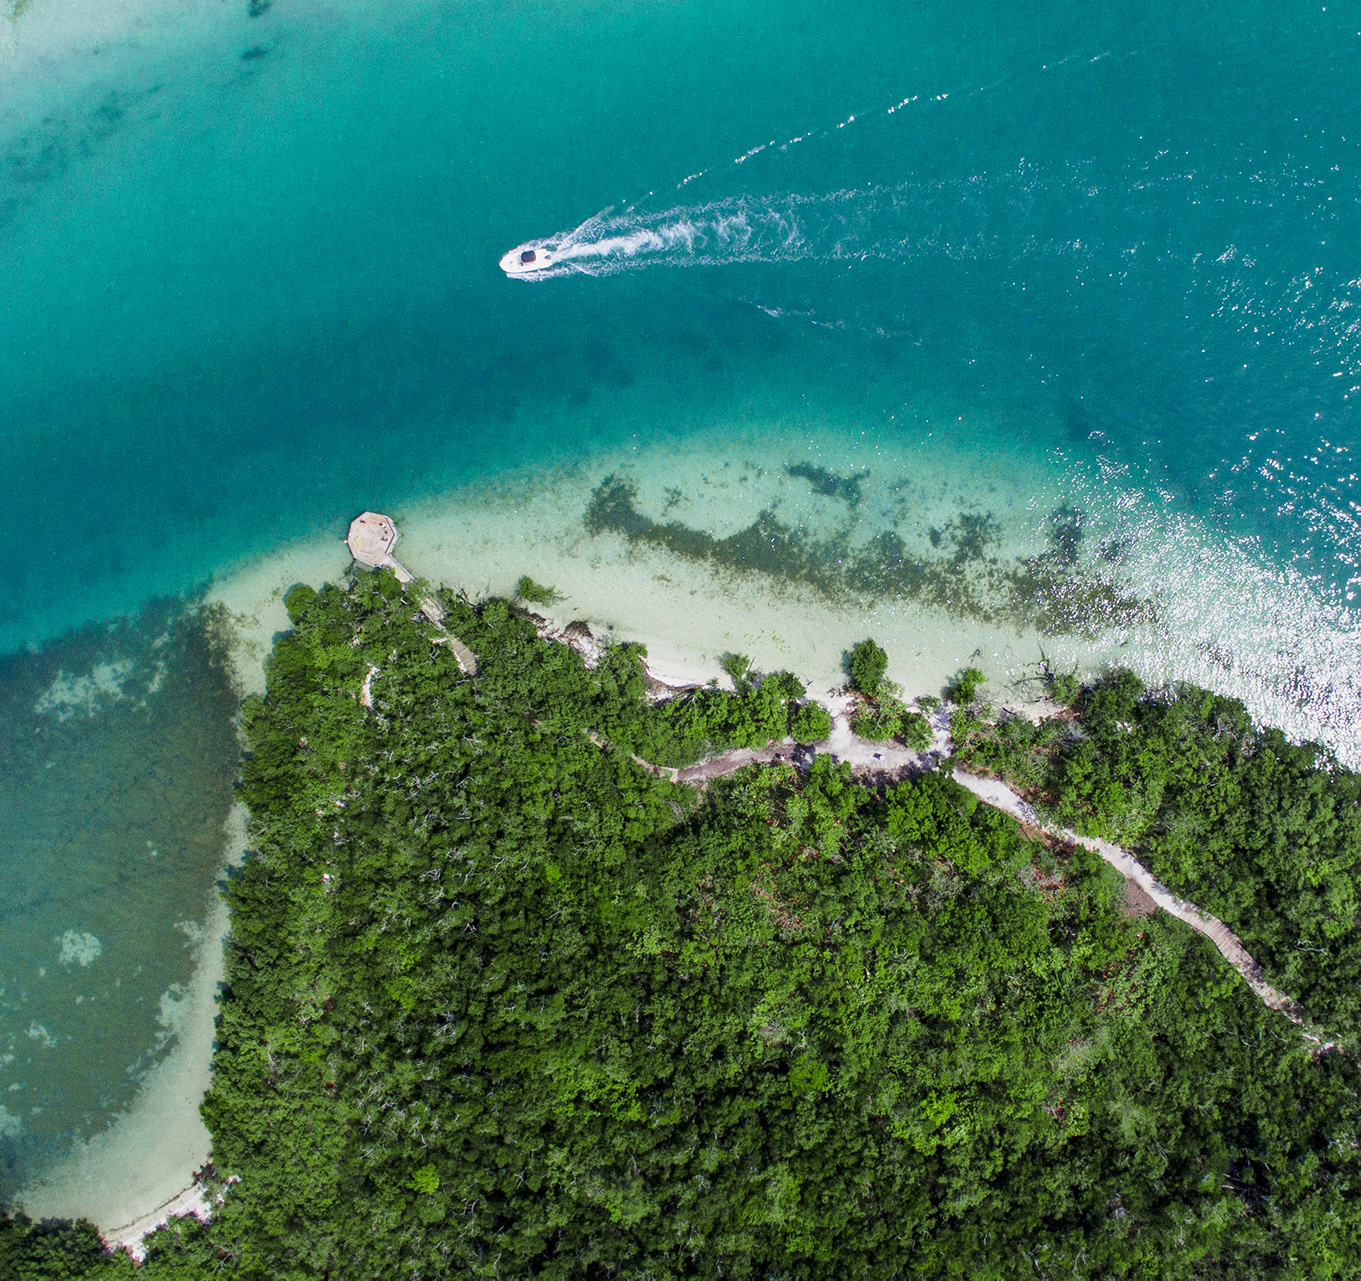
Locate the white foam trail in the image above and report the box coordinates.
[506,178,1072,281]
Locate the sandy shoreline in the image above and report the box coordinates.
[208,426,1361,755]
[14,804,247,1243]
[207,436,1074,709]
[208,516,1047,708]
[15,424,1361,1246]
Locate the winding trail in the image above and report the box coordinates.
[951,771,1326,1034]
[355,584,1333,1045]
[666,696,1341,1049]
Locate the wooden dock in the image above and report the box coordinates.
[346,512,478,674]
[346,511,413,582]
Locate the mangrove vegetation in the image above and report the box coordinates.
[14,575,1361,1278]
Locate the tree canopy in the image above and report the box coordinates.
[846,639,888,699]
[960,669,1361,1042]
[14,585,1361,1279]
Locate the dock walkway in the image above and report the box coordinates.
[345,512,478,675]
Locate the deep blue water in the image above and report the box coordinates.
[0,0,1358,1198]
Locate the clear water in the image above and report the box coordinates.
[0,0,1358,1197]
[0,602,238,1197]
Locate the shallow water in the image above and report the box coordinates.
[0,603,238,1199]
[0,0,1358,1208]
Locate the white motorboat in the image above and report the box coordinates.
[499,243,557,276]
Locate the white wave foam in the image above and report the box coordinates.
[507,177,1075,281]
[1047,453,1361,764]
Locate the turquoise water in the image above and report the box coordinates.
[0,0,1358,1198]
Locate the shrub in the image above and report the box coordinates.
[950,706,985,751]
[407,1166,441,1195]
[514,575,564,605]
[284,584,318,624]
[946,667,985,706]
[899,712,933,751]
[847,639,889,698]
[850,701,932,751]
[1038,656,1082,706]
[763,671,807,701]
[789,701,832,743]
[720,653,753,692]
[852,703,901,742]
[1049,670,1082,705]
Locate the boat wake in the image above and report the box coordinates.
[500,176,1079,281]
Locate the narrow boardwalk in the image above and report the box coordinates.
[346,512,478,675]
[431,633,480,674]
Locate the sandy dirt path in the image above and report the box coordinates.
[667,699,1340,1048]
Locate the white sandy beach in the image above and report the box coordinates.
[211,424,1361,760]
[209,425,1078,706]
[15,805,246,1240]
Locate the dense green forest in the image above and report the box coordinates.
[958,669,1361,1042]
[10,575,1361,1278]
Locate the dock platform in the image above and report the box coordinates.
[345,511,478,674]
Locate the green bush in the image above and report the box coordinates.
[846,638,889,698]
[851,702,901,741]
[788,700,832,742]
[1040,661,1083,705]
[1049,671,1082,704]
[851,701,932,751]
[283,583,318,624]
[899,711,933,751]
[761,670,807,701]
[949,705,986,751]
[514,574,564,605]
[946,666,985,705]
[406,1165,441,1194]
[720,652,753,692]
